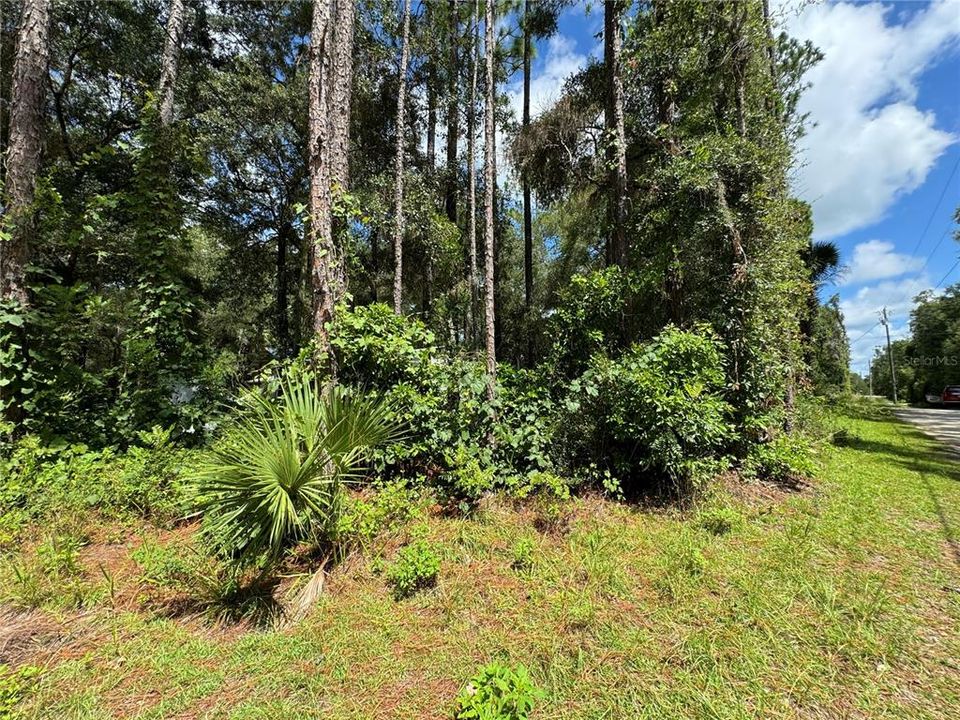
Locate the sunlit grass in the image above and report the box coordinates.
[13,410,960,719]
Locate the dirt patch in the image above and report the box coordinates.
[0,607,102,668]
[0,608,64,666]
[718,470,815,510]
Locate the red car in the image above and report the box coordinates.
[942,386,960,405]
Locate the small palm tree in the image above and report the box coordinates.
[807,239,842,290]
[197,374,398,563]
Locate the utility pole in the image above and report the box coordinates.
[879,308,898,403]
[868,361,873,396]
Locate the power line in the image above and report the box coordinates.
[910,223,955,281]
[849,155,959,330]
[905,153,960,260]
[850,320,882,347]
[933,256,960,292]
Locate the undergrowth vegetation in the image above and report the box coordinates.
[2,400,958,718]
[0,305,827,620]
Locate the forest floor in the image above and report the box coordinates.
[4,407,960,719]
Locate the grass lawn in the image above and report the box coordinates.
[4,407,960,719]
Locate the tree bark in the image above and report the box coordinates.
[444,0,459,224]
[2,0,50,307]
[308,0,337,367]
[329,0,353,194]
[426,90,436,170]
[603,0,627,267]
[392,0,412,314]
[653,0,679,156]
[522,0,533,365]
[761,0,778,96]
[276,222,291,357]
[731,4,750,139]
[158,0,185,126]
[328,0,354,301]
[483,0,497,407]
[465,0,479,346]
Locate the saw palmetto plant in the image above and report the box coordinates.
[197,374,399,563]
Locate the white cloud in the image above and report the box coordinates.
[841,273,935,368]
[841,239,925,286]
[505,34,590,123]
[493,33,592,186]
[780,0,960,239]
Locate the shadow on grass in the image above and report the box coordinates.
[153,572,285,629]
[834,418,960,572]
[888,421,960,571]
[919,471,960,572]
[834,427,960,482]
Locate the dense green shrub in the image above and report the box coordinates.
[0,428,192,543]
[744,433,816,481]
[330,305,567,481]
[334,481,426,549]
[493,367,557,473]
[546,267,658,378]
[555,325,732,494]
[326,307,737,497]
[439,447,497,514]
[454,662,541,720]
[330,304,493,477]
[330,303,436,387]
[386,540,440,599]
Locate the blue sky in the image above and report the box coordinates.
[506,0,960,373]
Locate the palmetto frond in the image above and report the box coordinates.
[197,375,399,560]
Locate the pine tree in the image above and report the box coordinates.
[2,0,50,307]
[466,0,479,345]
[392,0,413,314]
[308,0,336,364]
[158,0,185,126]
[483,0,497,406]
[444,0,460,224]
[604,0,627,266]
[329,0,354,300]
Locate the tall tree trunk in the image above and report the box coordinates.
[426,76,436,168]
[276,222,291,357]
[465,0,479,346]
[328,0,354,302]
[444,0,459,224]
[308,0,337,368]
[731,5,750,139]
[329,0,353,194]
[370,227,380,302]
[423,57,437,305]
[392,0,412,315]
[603,0,627,267]
[654,0,682,321]
[761,0,779,105]
[2,0,49,307]
[483,0,497,407]
[522,0,533,365]
[653,0,678,155]
[158,0,185,126]
[424,259,433,314]
[1,0,49,431]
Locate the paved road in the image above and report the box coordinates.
[894,407,960,453]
